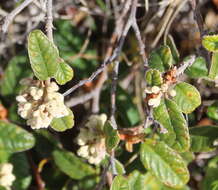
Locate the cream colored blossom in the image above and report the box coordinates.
[148,93,162,108]
[0,163,15,190]
[76,114,107,165]
[144,83,176,108]
[16,78,69,129]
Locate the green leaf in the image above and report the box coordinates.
[54,60,74,85]
[28,30,59,80]
[209,52,218,79]
[0,56,32,97]
[185,57,208,78]
[104,121,120,152]
[50,109,74,132]
[140,140,189,188]
[114,159,126,175]
[173,82,201,114]
[53,150,95,180]
[110,175,130,190]
[190,126,218,152]
[153,99,190,152]
[202,156,218,190]
[0,121,35,153]
[202,35,218,52]
[10,153,32,190]
[0,150,10,164]
[148,45,173,72]
[166,35,180,63]
[180,152,195,164]
[207,101,218,121]
[145,69,163,86]
[128,171,190,190]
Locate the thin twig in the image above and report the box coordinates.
[95,164,110,190]
[27,152,45,190]
[1,0,35,36]
[46,0,53,42]
[92,70,108,113]
[110,61,119,129]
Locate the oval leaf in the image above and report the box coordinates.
[153,98,190,152]
[28,30,59,80]
[202,35,218,52]
[190,126,218,152]
[50,109,74,132]
[185,57,208,78]
[173,82,201,114]
[148,45,173,72]
[0,121,35,153]
[209,52,218,79]
[110,175,130,190]
[104,121,120,152]
[54,61,74,85]
[53,150,95,180]
[207,101,218,121]
[0,56,32,96]
[140,140,189,188]
[145,69,163,86]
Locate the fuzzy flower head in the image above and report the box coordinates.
[16,78,69,129]
[76,114,107,165]
[144,84,176,108]
[0,163,15,190]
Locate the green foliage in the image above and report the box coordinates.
[0,56,32,97]
[202,156,218,190]
[153,99,190,152]
[52,150,96,180]
[50,109,74,132]
[202,35,218,52]
[140,140,189,188]
[207,101,218,121]
[54,60,74,85]
[145,69,163,86]
[209,52,218,79]
[190,126,218,152]
[148,45,173,72]
[108,85,140,126]
[173,82,201,114]
[0,121,35,153]
[110,175,130,190]
[185,57,208,78]
[128,171,189,190]
[10,153,32,190]
[54,20,98,78]
[166,35,180,63]
[28,30,59,80]
[104,121,120,152]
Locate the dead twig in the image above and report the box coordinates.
[1,0,35,36]
[46,0,54,42]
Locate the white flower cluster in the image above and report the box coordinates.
[16,78,69,129]
[145,84,176,108]
[0,163,15,190]
[76,114,107,165]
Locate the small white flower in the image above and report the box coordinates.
[168,89,176,97]
[148,94,162,108]
[151,86,160,94]
[16,79,69,129]
[0,163,15,189]
[76,114,107,165]
[16,95,26,103]
[161,83,168,92]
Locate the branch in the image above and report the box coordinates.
[1,0,35,36]
[46,0,53,42]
